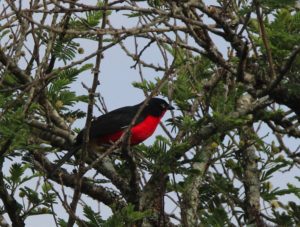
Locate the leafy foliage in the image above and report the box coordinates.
[53,40,79,64]
[83,205,104,227]
[0,0,299,226]
[0,108,29,153]
[102,204,151,227]
[68,1,110,40]
[265,9,300,59]
[48,64,92,112]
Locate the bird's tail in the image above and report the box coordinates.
[50,145,81,176]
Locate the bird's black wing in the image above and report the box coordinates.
[76,104,145,144]
[50,104,146,174]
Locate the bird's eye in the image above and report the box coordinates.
[161,103,166,108]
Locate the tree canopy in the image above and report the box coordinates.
[0,0,300,226]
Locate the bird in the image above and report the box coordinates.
[51,97,174,173]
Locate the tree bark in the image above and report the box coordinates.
[241,127,266,227]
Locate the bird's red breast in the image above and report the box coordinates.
[96,112,165,145]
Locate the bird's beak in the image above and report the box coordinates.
[168,104,175,110]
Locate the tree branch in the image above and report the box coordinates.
[31,150,126,210]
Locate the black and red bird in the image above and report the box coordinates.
[52,97,174,172]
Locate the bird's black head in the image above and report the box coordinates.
[142,98,174,117]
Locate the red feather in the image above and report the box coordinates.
[96,112,165,145]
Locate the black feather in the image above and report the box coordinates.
[76,104,145,144]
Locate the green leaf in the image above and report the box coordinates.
[50,63,93,91]
[42,182,53,193]
[273,210,294,226]
[264,185,300,201]
[53,40,79,64]
[287,183,300,199]
[123,12,144,18]
[68,1,111,35]
[9,163,26,184]
[132,79,157,92]
[19,187,40,205]
[86,10,103,27]
[102,204,152,227]
[148,0,164,8]
[58,218,67,227]
[0,29,10,40]
[200,199,231,227]
[48,64,93,110]
[261,163,289,182]
[0,108,29,150]
[261,0,296,9]
[83,205,104,226]
[261,9,300,60]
